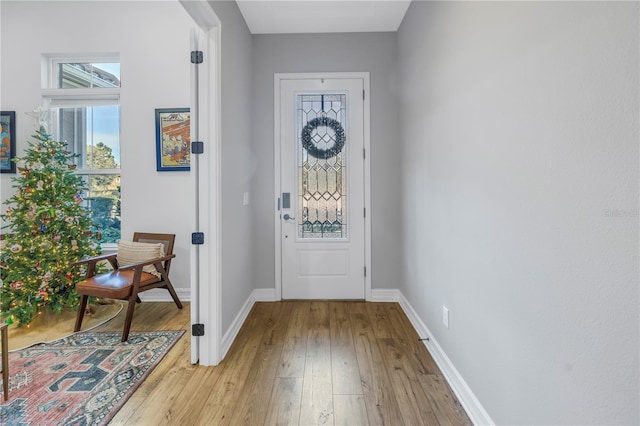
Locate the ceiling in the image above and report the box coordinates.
[235,0,412,34]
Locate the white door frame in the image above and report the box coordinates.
[274,72,372,301]
[180,0,222,366]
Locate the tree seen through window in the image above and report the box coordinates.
[85,142,120,243]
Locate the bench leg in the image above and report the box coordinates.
[1,325,8,401]
[75,295,88,332]
[121,294,138,342]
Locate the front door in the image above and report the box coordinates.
[278,77,366,299]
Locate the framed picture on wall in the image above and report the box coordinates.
[155,108,190,172]
[0,111,16,173]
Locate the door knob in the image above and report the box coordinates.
[283,213,295,221]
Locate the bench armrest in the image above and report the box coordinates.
[117,254,176,271]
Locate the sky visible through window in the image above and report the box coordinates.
[89,104,120,166]
[90,63,120,164]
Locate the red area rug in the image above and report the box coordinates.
[0,330,184,425]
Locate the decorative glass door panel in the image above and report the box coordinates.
[297,94,347,239]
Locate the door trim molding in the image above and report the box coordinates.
[273,72,372,301]
[181,0,222,366]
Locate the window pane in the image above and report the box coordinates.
[80,174,121,244]
[58,105,120,169]
[297,93,348,239]
[58,63,121,88]
[54,104,121,244]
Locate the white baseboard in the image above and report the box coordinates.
[369,288,401,302]
[397,291,495,426]
[220,288,274,359]
[139,288,191,302]
[253,288,278,301]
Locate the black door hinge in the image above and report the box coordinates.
[192,232,204,245]
[191,51,203,64]
[192,141,204,154]
[192,323,205,336]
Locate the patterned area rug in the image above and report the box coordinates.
[0,330,184,426]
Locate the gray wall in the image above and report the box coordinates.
[208,0,255,333]
[251,32,402,291]
[397,1,639,424]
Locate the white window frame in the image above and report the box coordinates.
[42,53,120,89]
[42,54,121,249]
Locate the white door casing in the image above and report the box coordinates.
[275,74,371,300]
[182,0,222,366]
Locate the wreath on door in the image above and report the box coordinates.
[300,116,345,159]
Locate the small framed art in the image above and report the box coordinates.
[155,108,190,171]
[0,111,16,173]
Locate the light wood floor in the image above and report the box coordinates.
[103,301,471,425]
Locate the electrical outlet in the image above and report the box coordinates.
[442,305,449,329]
[243,192,249,206]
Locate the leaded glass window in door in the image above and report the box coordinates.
[297,93,348,239]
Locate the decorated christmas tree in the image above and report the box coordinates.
[0,128,100,325]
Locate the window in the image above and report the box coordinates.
[43,56,121,244]
[297,93,348,239]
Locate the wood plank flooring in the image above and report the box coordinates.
[103,301,471,425]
